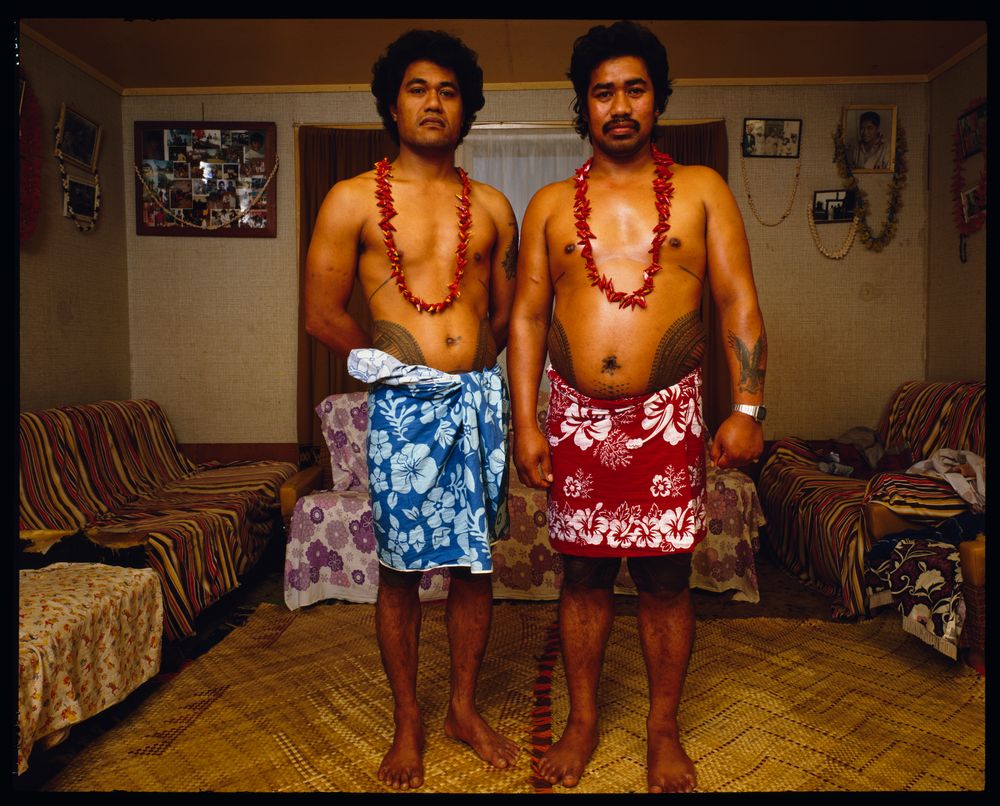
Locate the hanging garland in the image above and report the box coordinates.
[805,203,860,259]
[951,97,986,237]
[740,157,801,227]
[832,123,908,252]
[19,78,42,242]
[134,156,280,231]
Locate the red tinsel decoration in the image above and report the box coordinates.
[19,81,42,243]
[374,158,471,314]
[951,97,987,236]
[573,145,675,311]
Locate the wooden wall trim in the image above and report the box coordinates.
[178,443,300,465]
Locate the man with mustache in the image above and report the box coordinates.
[304,29,519,790]
[509,20,767,793]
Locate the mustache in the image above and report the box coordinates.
[603,117,640,133]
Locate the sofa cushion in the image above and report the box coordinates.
[877,381,985,462]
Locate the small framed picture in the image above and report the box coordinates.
[957,103,986,160]
[811,189,857,224]
[63,175,98,222]
[842,105,897,173]
[55,104,102,171]
[742,118,802,158]
[961,185,986,223]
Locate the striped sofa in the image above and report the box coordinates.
[759,381,985,619]
[19,399,297,641]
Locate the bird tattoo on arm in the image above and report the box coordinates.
[727,330,766,393]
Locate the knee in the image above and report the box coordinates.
[561,555,621,591]
[378,564,423,591]
[448,566,491,589]
[627,555,692,596]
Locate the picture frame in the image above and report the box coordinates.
[63,174,98,223]
[811,188,857,224]
[961,184,986,223]
[841,105,897,173]
[741,118,802,158]
[55,103,102,171]
[134,121,277,237]
[957,103,986,160]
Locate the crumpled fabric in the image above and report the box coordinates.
[907,448,986,513]
[347,348,509,573]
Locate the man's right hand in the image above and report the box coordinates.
[513,427,554,489]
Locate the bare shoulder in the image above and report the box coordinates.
[470,178,516,223]
[671,163,728,192]
[525,176,575,218]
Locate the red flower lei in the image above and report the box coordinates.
[374,158,471,314]
[574,145,675,310]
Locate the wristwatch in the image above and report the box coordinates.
[733,403,767,423]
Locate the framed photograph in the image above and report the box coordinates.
[55,104,102,171]
[811,189,858,224]
[961,185,986,223]
[957,103,986,160]
[134,121,277,237]
[842,105,897,173]
[741,118,802,158]
[63,174,98,223]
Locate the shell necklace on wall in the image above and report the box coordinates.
[374,158,471,314]
[740,156,801,227]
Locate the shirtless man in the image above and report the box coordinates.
[508,21,767,793]
[304,29,520,790]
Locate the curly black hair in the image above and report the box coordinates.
[568,20,673,139]
[371,29,485,145]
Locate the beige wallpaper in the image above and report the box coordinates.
[926,46,986,382]
[124,78,934,444]
[19,37,130,412]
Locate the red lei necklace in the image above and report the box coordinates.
[574,145,674,310]
[374,158,472,314]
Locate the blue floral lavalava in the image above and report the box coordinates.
[348,348,510,573]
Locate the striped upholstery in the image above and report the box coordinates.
[760,382,985,618]
[19,400,296,640]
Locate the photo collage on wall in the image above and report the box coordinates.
[136,122,275,236]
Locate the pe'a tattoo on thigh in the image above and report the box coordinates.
[727,329,766,393]
[547,316,577,387]
[647,310,706,392]
[373,320,426,365]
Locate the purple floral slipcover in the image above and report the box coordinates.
[285,391,766,609]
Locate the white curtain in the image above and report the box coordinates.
[457,127,589,385]
[459,127,591,228]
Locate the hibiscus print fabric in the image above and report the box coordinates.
[347,348,509,573]
[546,367,706,557]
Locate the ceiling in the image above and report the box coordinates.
[21,18,987,94]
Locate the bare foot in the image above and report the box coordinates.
[444,706,519,769]
[535,719,598,787]
[647,721,696,793]
[378,714,425,790]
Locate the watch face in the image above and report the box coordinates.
[755,405,767,422]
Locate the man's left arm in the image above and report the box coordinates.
[702,169,767,469]
[487,190,519,353]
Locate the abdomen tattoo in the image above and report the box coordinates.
[373,320,426,365]
[547,315,577,387]
[471,318,497,370]
[646,310,706,391]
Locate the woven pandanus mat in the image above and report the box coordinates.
[43,602,983,792]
